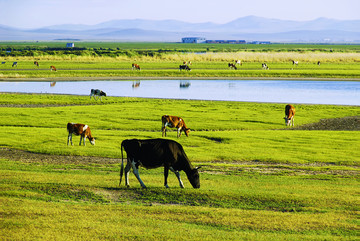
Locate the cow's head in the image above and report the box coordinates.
[100,91,106,97]
[184,128,190,137]
[187,167,201,188]
[89,137,95,145]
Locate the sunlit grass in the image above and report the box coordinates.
[1,51,359,79]
[1,93,359,240]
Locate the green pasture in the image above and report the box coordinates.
[2,41,360,52]
[0,94,359,164]
[1,93,359,240]
[1,60,359,79]
[1,42,360,79]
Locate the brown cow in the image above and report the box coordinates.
[67,123,95,146]
[284,104,296,126]
[162,115,190,138]
[50,65,57,71]
[132,63,141,70]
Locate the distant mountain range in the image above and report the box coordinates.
[1,16,359,42]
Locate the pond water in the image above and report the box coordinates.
[0,80,359,105]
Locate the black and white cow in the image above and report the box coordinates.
[262,63,269,70]
[90,89,106,101]
[120,138,200,189]
[179,65,191,71]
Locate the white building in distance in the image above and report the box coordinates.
[182,37,206,43]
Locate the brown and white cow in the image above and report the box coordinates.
[132,63,141,70]
[50,65,57,71]
[284,104,296,126]
[162,115,190,138]
[67,123,95,146]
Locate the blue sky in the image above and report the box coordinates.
[1,0,359,28]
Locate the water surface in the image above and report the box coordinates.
[0,80,359,105]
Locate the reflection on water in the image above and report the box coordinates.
[180,81,191,88]
[0,80,359,105]
[132,81,140,88]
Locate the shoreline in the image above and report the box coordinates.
[1,76,360,82]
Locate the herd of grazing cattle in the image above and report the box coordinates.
[129,60,311,71]
[67,92,296,189]
[3,59,318,72]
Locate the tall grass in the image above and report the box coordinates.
[2,51,360,63]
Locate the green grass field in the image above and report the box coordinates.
[1,42,360,79]
[1,93,359,240]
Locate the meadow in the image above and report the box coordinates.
[1,42,360,79]
[1,93,359,240]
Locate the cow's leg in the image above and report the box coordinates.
[177,128,182,138]
[164,165,170,188]
[162,126,166,137]
[124,159,132,187]
[67,133,73,145]
[170,167,184,188]
[131,160,146,188]
[79,136,86,146]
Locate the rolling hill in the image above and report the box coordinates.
[1,16,359,42]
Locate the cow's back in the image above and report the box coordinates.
[162,115,182,127]
[132,138,190,169]
[285,104,295,117]
[67,123,85,135]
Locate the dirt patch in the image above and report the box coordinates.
[0,147,121,165]
[3,148,356,177]
[295,116,360,131]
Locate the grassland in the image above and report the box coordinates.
[1,42,360,79]
[1,93,359,240]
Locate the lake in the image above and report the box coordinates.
[0,80,359,105]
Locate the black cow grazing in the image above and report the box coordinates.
[120,138,200,189]
[228,63,237,70]
[90,89,106,101]
[317,61,321,66]
[12,62,17,67]
[179,64,191,71]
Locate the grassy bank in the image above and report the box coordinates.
[1,93,359,240]
[1,49,360,79]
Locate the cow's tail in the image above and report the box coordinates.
[120,143,124,186]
